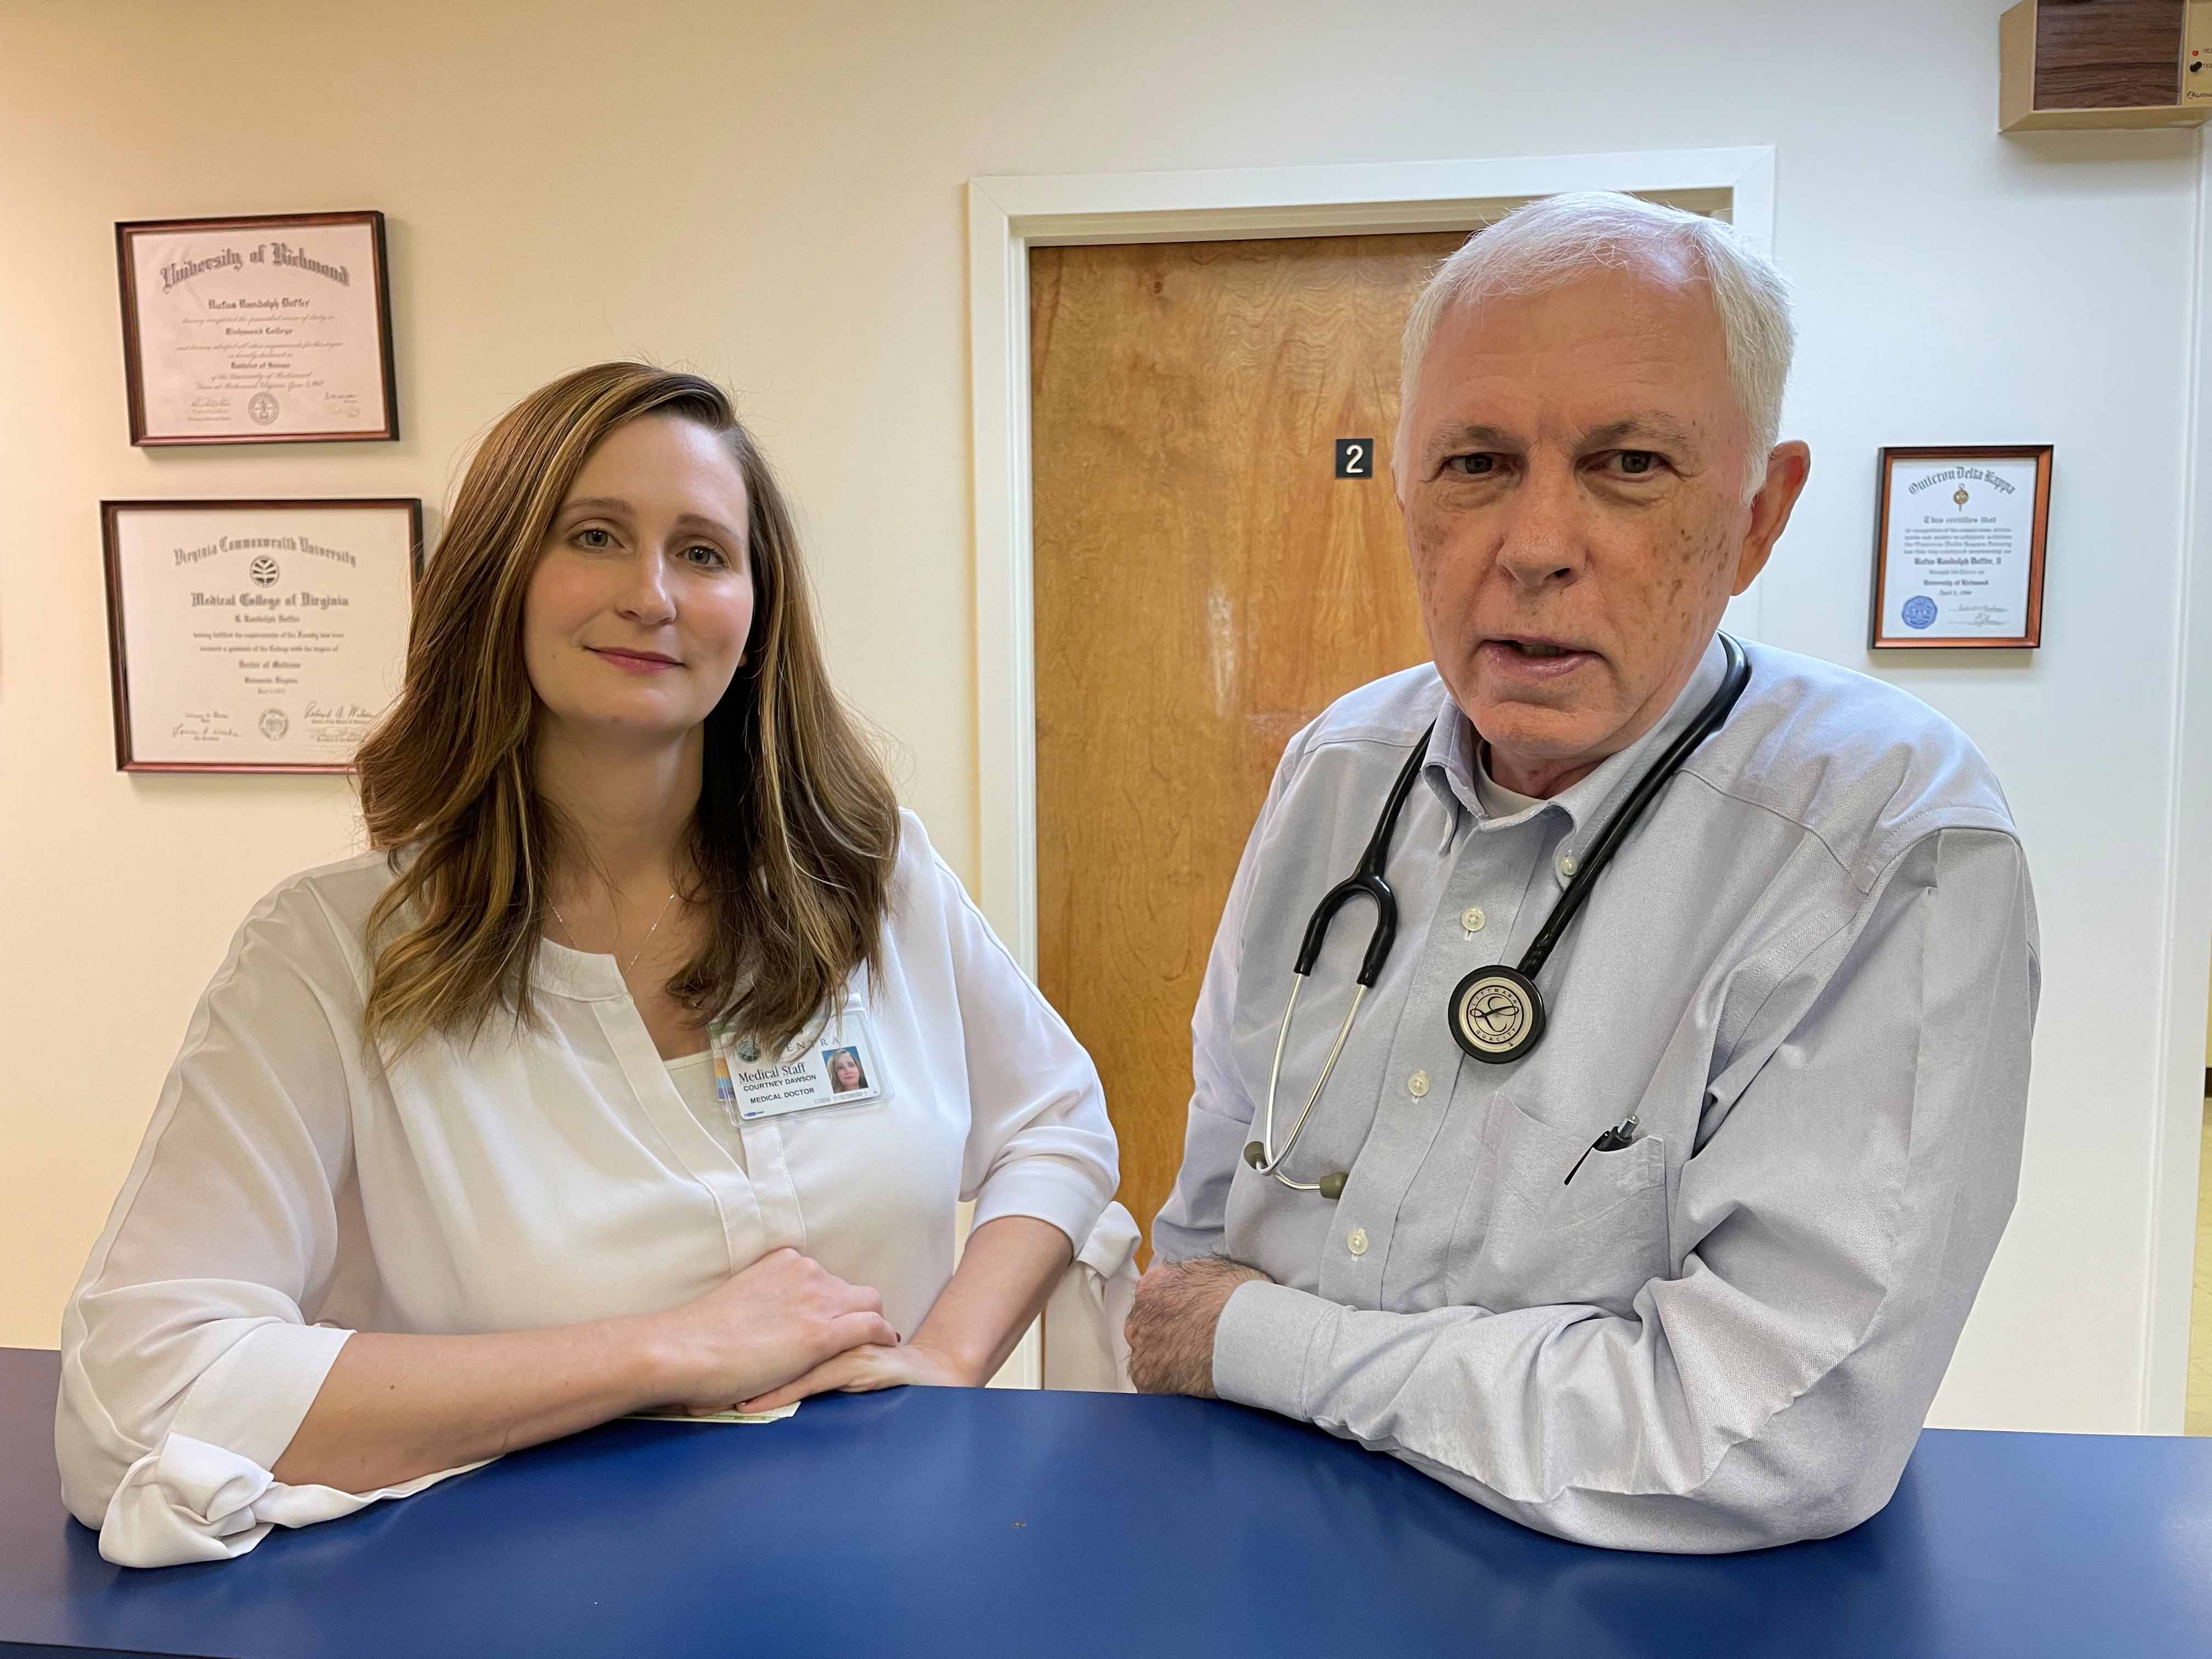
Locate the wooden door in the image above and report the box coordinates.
[1031,230,1466,1255]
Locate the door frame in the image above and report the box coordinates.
[966,146,1776,978]
[2145,134,2212,1434]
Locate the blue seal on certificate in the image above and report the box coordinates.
[1901,595,1938,630]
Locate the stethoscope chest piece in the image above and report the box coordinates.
[1448,963,1545,1064]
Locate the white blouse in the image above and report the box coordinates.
[662,1050,736,1158]
[57,811,1125,1567]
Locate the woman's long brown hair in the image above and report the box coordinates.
[355,362,899,1056]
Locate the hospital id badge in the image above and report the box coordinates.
[709,1003,887,1122]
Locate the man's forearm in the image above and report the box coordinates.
[1209,1275,1925,1554]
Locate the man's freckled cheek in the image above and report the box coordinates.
[1407,510,1461,604]
[1405,506,1434,564]
[1406,528,1438,602]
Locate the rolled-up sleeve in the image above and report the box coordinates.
[929,850,1118,1253]
[1210,827,2039,1551]
[56,877,448,1567]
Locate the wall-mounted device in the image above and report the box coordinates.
[2000,0,2212,129]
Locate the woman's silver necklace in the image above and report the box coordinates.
[549,888,678,979]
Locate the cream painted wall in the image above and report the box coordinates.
[2,0,2206,1433]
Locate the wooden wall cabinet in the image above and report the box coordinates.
[2000,0,2212,129]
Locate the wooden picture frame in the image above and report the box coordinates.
[115,210,399,445]
[102,498,424,774]
[1870,445,2052,650]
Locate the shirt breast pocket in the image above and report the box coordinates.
[1454,1094,1671,1319]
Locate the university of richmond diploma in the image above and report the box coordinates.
[117,212,397,444]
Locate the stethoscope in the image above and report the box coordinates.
[1243,633,1751,1199]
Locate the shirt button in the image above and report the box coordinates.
[1347,1227,1369,1256]
[1407,1070,1430,1098]
[1460,905,1486,933]
[1557,850,1580,879]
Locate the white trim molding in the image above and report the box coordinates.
[2142,127,2212,1434]
[966,147,1778,972]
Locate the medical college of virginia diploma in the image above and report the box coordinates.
[1871,446,2051,650]
[116,211,398,444]
[101,500,420,772]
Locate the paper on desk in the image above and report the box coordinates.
[629,1402,799,1424]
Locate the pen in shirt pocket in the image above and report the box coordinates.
[1565,1114,1640,1185]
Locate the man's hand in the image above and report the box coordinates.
[1125,1255,1271,1396]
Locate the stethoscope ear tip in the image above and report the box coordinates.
[1318,1171,1347,1201]
[1243,1141,1267,1169]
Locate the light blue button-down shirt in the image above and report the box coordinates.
[1154,635,2040,1552]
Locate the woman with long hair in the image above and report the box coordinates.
[58,364,1123,1568]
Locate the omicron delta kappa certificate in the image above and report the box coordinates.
[117,212,397,444]
[102,500,420,772]
[1874,451,2049,648]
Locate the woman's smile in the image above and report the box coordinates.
[587,645,682,674]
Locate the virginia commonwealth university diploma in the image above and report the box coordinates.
[116,211,398,444]
[102,500,420,772]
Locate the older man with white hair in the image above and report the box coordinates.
[1125,191,2040,1553]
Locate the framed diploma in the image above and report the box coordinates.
[115,210,399,445]
[1870,445,2052,650]
[101,499,422,773]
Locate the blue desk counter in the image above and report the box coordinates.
[2,1347,2208,1657]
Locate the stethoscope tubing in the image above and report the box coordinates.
[1244,736,1430,1190]
[1247,634,1751,1194]
[1249,977,1366,1190]
[1516,635,1752,981]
